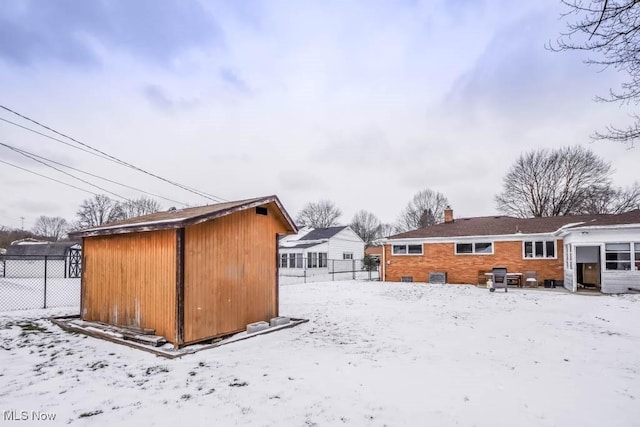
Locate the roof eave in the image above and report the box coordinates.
[70,195,298,238]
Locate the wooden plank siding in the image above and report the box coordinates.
[384,240,564,284]
[81,230,177,342]
[183,202,287,344]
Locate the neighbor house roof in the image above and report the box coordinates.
[298,226,348,240]
[388,209,640,240]
[69,195,298,238]
[283,242,323,250]
[4,242,80,259]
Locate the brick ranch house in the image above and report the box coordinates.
[381,208,640,294]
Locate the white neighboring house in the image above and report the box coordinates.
[279,226,365,273]
[2,240,82,279]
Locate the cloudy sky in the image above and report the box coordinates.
[0,0,638,231]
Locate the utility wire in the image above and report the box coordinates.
[0,105,227,203]
[0,141,188,206]
[0,159,101,196]
[1,142,130,201]
[0,117,114,162]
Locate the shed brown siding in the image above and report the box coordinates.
[384,240,564,284]
[81,230,177,341]
[183,202,287,344]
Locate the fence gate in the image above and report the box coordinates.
[67,248,82,278]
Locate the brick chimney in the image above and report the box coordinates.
[444,206,454,224]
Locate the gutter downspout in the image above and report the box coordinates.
[381,242,386,282]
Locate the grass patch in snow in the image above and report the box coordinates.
[78,409,103,418]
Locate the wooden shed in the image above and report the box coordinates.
[69,195,297,347]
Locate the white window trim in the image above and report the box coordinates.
[454,242,494,255]
[605,242,634,272]
[522,240,557,260]
[392,244,424,256]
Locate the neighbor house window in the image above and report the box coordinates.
[319,252,328,268]
[343,252,354,260]
[280,254,288,268]
[296,253,303,269]
[288,253,296,268]
[455,242,493,255]
[635,243,640,271]
[605,243,632,271]
[392,244,423,255]
[523,240,556,258]
[307,252,318,268]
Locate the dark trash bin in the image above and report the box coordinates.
[544,279,552,288]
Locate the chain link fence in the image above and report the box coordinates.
[279,258,380,285]
[0,255,81,312]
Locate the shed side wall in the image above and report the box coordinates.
[82,230,177,341]
[184,203,287,343]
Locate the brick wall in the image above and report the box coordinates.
[383,240,564,285]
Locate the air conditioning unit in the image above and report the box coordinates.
[429,272,447,284]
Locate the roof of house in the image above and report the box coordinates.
[298,226,348,241]
[283,242,323,250]
[69,195,298,238]
[4,242,79,259]
[388,209,640,240]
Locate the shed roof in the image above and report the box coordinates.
[69,195,298,238]
[4,242,79,259]
[388,209,640,240]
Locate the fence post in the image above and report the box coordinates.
[352,259,355,279]
[332,260,335,281]
[303,269,306,284]
[43,255,48,309]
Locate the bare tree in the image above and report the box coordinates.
[350,210,382,245]
[494,145,639,217]
[582,182,640,214]
[554,1,640,146]
[378,223,399,238]
[121,196,162,219]
[75,194,125,228]
[296,200,342,228]
[396,189,450,232]
[32,216,69,241]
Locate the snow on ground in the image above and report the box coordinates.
[1,281,639,426]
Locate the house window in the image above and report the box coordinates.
[319,252,328,268]
[280,254,288,268]
[605,243,632,271]
[307,252,318,268]
[565,244,573,270]
[392,244,423,255]
[296,253,303,269]
[288,253,296,268]
[523,240,556,259]
[635,243,640,271]
[401,276,413,282]
[343,252,353,260]
[455,242,493,255]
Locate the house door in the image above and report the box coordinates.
[575,246,601,291]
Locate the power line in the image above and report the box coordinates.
[0,141,188,206]
[0,117,114,162]
[0,105,227,203]
[0,159,101,196]
[1,142,131,202]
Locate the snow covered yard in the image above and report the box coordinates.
[1,281,639,427]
